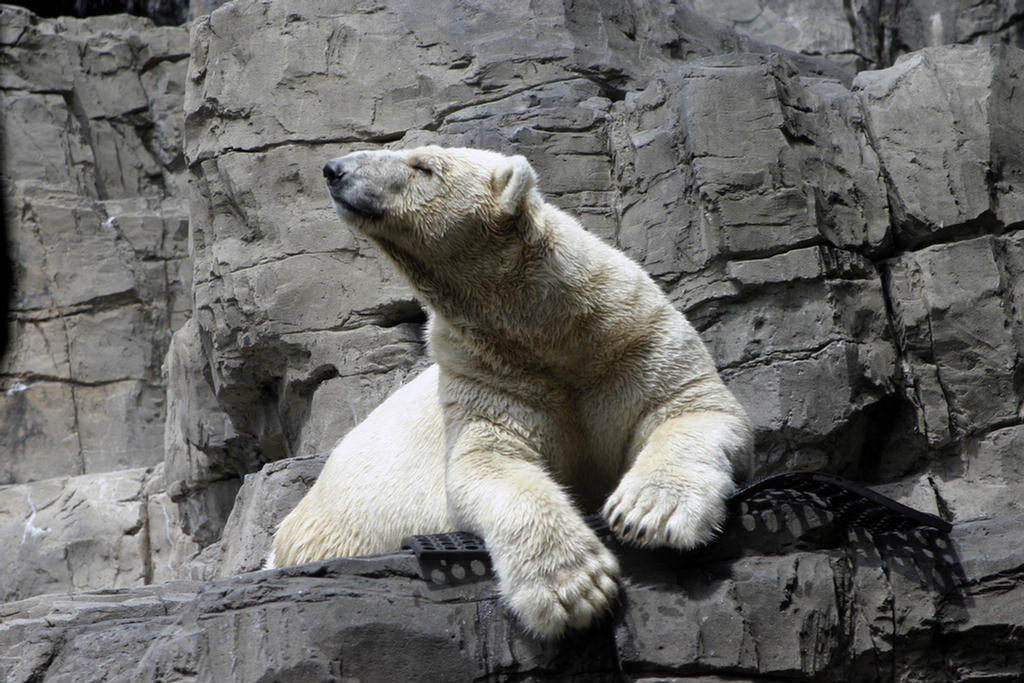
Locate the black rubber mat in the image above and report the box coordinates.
[401,471,952,566]
[400,531,488,562]
[730,470,952,534]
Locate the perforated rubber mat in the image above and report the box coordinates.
[400,531,489,562]
[400,471,951,567]
[730,470,951,534]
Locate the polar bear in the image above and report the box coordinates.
[270,146,752,638]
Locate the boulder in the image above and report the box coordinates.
[184,452,328,579]
[884,236,1020,449]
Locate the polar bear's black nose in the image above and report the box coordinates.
[323,159,347,184]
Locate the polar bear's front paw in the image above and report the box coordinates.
[501,538,620,639]
[602,470,732,551]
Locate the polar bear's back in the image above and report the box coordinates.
[270,365,450,564]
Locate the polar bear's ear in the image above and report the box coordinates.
[493,155,537,218]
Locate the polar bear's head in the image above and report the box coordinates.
[322,146,538,256]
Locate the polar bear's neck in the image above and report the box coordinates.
[373,204,663,370]
[374,229,582,331]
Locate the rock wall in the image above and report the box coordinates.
[693,0,1024,71]
[1,6,189,482]
[0,5,199,597]
[173,0,1024,571]
[1,0,1023,680]
[165,1,853,547]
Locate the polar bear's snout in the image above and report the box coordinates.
[322,158,347,184]
[323,154,386,220]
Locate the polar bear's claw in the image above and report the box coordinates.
[603,472,730,551]
[504,542,619,639]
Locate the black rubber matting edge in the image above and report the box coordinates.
[400,531,489,563]
[401,471,952,563]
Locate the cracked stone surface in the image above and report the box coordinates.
[694,0,1024,72]
[1,508,1020,682]
[1,5,190,484]
[0,465,199,601]
[0,6,198,601]
[1,1,1024,679]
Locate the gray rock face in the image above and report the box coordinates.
[170,0,849,536]
[603,44,1024,497]
[2,0,1024,679]
[184,452,328,579]
[607,55,895,475]
[0,469,151,601]
[0,5,197,600]
[0,463,198,601]
[855,46,1024,245]
[695,0,1024,71]
[1,5,190,484]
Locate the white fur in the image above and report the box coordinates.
[271,146,753,639]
